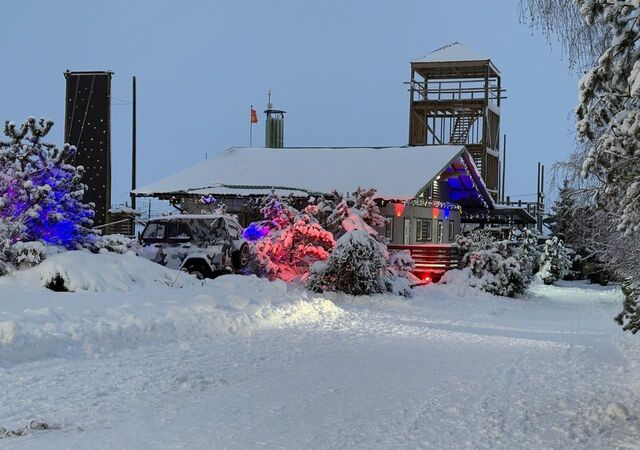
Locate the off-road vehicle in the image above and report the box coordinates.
[135,214,250,279]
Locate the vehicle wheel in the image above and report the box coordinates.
[182,262,212,280]
[232,243,250,270]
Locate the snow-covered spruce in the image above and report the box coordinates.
[538,236,571,286]
[307,188,412,296]
[307,230,388,296]
[0,118,95,255]
[252,194,335,283]
[514,228,540,284]
[616,281,640,334]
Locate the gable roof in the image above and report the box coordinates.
[412,42,488,64]
[133,145,493,207]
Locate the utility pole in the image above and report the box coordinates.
[501,134,507,203]
[131,76,137,211]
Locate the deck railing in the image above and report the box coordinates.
[388,244,460,276]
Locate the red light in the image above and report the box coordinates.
[432,207,440,219]
[394,203,406,217]
[422,273,432,282]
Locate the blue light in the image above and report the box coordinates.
[243,222,270,241]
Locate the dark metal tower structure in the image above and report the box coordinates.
[64,70,113,226]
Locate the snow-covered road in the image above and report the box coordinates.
[1,262,639,449]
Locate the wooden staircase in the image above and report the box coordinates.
[449,114,476,144]
[388,244,460,280]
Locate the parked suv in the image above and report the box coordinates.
[135,214,250,279]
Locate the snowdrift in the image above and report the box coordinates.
[0,252,341,365]
[1,250,199,292]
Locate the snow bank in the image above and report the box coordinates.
[0,255,341,365]
[0,250,199,292]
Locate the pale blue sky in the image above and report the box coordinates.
[0,0,577,207]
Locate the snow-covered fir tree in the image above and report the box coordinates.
[307,188,413,296]
[548,180,577,244]
[0,118,95,255]
[520,0,640,330]
[514,229,540,284]
[252,194,335,282]
[538,236,572,285]
[307,230,387,296]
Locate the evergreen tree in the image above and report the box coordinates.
[253,194,335,282]
[307,230,387,296]
[615,281,640,333]
[520,0,640,331]
[538,236,572,285]
[548,180,577,244]
[0,118,95,251]
[514,229,540,284]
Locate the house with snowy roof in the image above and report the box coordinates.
[133,43,536,276]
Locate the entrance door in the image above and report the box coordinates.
[436,220,444,244]
[403,219,411,245]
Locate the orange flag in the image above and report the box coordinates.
[250,107,258,124]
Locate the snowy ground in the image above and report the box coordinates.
[1,252,640,449]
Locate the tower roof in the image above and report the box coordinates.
[412,42,489,64]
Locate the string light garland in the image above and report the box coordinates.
[380,198,462,213]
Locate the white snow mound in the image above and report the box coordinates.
[0,256,341,365]
[1,250,199,292]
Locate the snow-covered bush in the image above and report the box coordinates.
[388,250,415,278]
[91,234,133,254]
[449,229,532,298]
[538,236,571,285]
[465,241,527,297]
[10,241,47,269]
[307,230,387,296]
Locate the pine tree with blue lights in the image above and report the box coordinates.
[0,117,95,250]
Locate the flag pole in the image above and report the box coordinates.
[250,105,253,147]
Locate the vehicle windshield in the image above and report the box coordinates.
[142,222,166,241]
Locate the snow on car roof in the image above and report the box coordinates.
[133,145,469,201]
[148,214,235,221]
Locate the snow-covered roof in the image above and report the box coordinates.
[412,42,488,64]
[134,145,479,201]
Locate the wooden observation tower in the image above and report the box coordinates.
[408,42,504,201]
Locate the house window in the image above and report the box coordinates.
[384,217,393,241]
[437,220,444,243]
[448,220,455,242]
[416,218,432,242]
